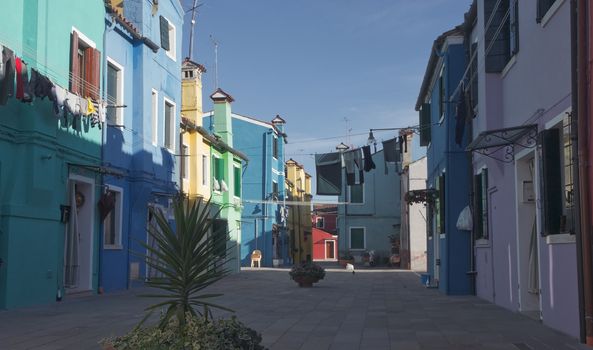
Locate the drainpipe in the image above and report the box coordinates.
[573,0,593,344]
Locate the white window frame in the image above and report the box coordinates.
[106,57,124,126]
[151,89,158,145]
[348,183,365,205]
[324,239,336,260]
[202,154,209,187]
[163,96,176,152]
[349,227,366,251]
[103,185,123,250]
[163,17,177,61]
[71,26,97,49]
[181,142,189,181]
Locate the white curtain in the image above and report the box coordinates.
[64,185,79,288]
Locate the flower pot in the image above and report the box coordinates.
[292,275,319,287]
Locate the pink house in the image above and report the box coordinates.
[312,205,338,261]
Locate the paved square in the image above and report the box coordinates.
[0,268,586,349]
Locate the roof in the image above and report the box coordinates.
[180,118,248,162]
[210,88,235,103]
[104,1,159,53]
[415,25,464,111]
[272,114,286,124]
[182,58,206,73]
[203,111,289,141]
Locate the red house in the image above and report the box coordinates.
[312,205,338,261]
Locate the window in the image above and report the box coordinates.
[151,90,158,144]
[213,156,224,191]
[484,0,513,72]
[103,189,122,248]
[474,169,489,239]
[184,70,194,79]
[316,217,325,229]
[272,181,279,199]
[349,227,365,250]
[202,155,208,186]
[349,183,363,204]
[233,165,241,198]
[273,136,279,159]
[159,16,176,61]
[439,72,445,120]
[106,59,123,125]
[181,143,189,180]
[510,0,520,56]
[419,103,431,146]
[540,115,575,235]
[70,29,100,100]
[164,99,175,150]
[537,0,558,23]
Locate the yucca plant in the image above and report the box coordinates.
[137,196,234,329]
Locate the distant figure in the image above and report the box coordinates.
[251,250,262,268]
[346,263,355,274]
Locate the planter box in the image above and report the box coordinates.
[292,276,319,287]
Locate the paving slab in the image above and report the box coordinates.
[0,268,587,349]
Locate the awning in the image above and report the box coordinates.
[404,189,438,204]
[466,124,537,163]
[68,163,126,177]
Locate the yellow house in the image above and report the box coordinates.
[180,58,211,200]
[285,159,313,263]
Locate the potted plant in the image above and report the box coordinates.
[289,262,326,287]
[338,251,354,267]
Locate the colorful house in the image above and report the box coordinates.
[285,159,313,263]
[0,1,105,308]
[464,0,579,338]
[203,89,247,274]
[312,205,338,261]
[100,0,184,292]
[415,24,472,295]
[337,149,401,263]
[203,111,288,267]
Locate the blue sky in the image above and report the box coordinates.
[182,0,472,200]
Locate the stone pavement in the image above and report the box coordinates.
[0,268,587,350]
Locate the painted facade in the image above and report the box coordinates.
[285,159,313,263]
[312,205,338,261]
[407,157,427,272]
[467,0,579,338]
[416,26,472,295]
[99,0,183,292]
[0,1,105,308]
[204,112,288,267]
[337,150,401,262]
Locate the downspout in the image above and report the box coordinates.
[573,0,593,344]
[98,16,116,294]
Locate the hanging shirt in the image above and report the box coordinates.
[51,85,67,116]
[315,152,342,195]
[0,45,15,105]
[362,146,376,172]
[343,149,364,186]
[86,98,96,115]
[382,137,400,174]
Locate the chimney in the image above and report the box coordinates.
[209,88,234,146]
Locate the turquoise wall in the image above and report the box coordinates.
[0,1,105,308]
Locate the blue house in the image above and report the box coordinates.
[203,112,288,267]
[337,150,401,262]
[100,0,183,292]
[415,25,472,295]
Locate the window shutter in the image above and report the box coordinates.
[159,16,170,51]
[540,129,562,235]
[419,103,432,146]
[484,0,510,73]
[439,174,446,234]
[537,0,556,23]
[215,158,224,181]
[510,0,519,56]
[481,169,489,238]
[473,174,483,239]
[91,49,101,100]
[83,48,100,100]
[70,31,80,94]
[234,167,241,197]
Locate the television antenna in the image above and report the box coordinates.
[210,34,219,88]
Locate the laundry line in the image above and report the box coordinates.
[241,199,349,206]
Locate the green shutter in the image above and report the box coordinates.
[439,174,446,234]
[484,0,510,72]
[159,16,170,51]
[537,0,556,23]
[540,129,562,235]
[350,228,364,249]
[234,166,241,197]
[217,158,224,181]
[420,103,432,146]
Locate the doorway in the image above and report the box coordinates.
[146,204,165,280]
[64,176,95,293]
[515,150,541,318]
[325,240,335,260]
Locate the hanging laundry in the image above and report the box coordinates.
[0,45,15,105]
[383,137,400,174]
[50,85,67,116]
[98,191,116,221]
[28,68,53,100]
[343,149,364,186]
[315,152,342,195]
[85,98,96,115]
[362,145,375,172]
[398,136,404,156]
[98,101,107,124]
[455,86,468,146]
[403,134,408,153]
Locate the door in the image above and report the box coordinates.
[146,204,165,280]
[325,240,335,259]
[64,177,95,293]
